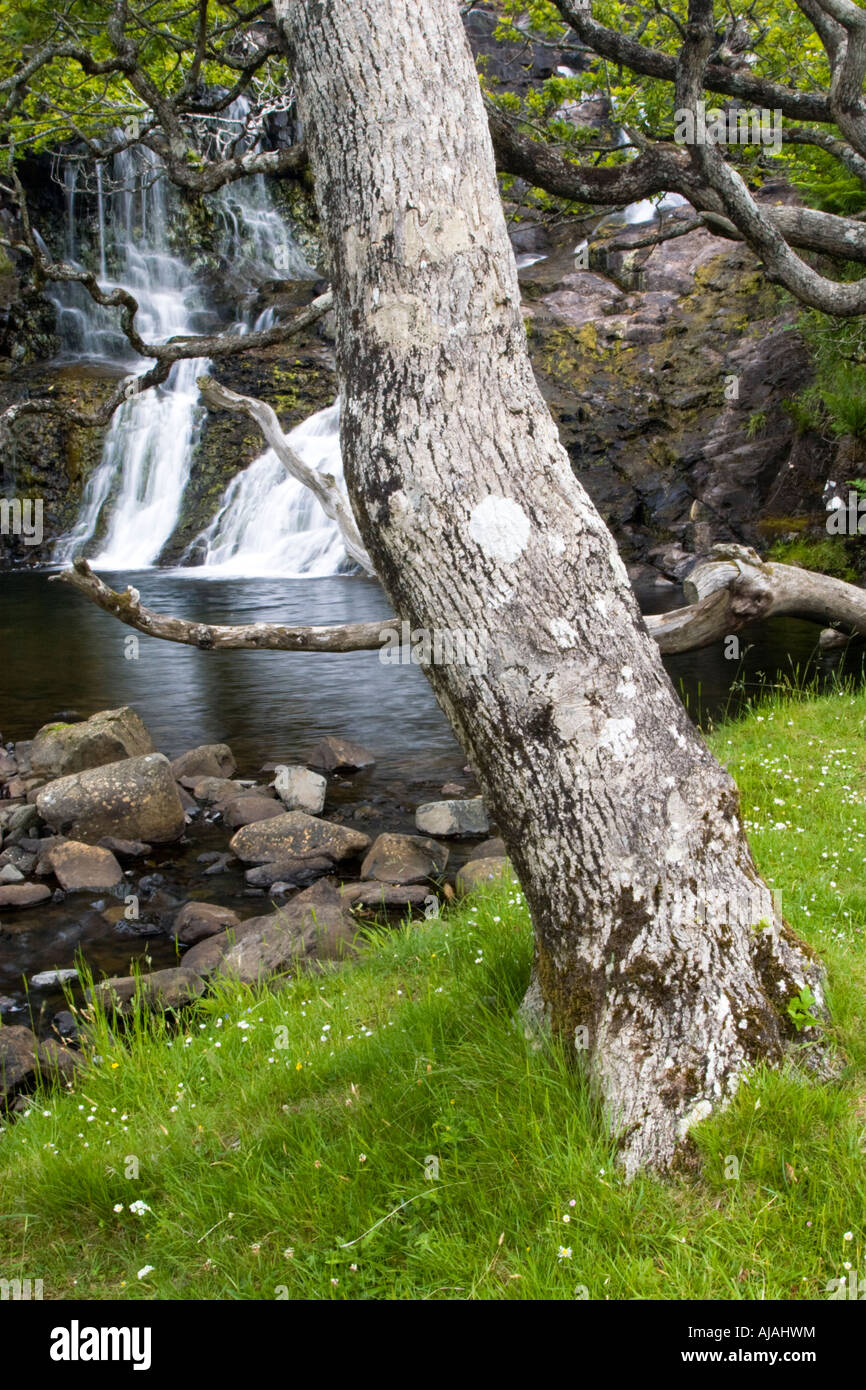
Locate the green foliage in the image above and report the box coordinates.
[787,985,821,1032]
[766,536,857,582]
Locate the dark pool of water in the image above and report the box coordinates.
[1,568,864,1026]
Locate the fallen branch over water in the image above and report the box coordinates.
[53,544,866,658]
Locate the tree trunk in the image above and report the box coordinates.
[275,0,825,1176]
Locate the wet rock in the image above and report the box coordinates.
[51,1010,79,1041]
[29,968,78,987]
[440,782,465,796]
[455,856,515,896]
[306,736,376,773]
[471,837,507,860]
[30,706,153,779]
[215,879,360,984]
[0,804,39,836]
[0,847,37,875]
[97,836,152,859]
[171,743,236,784]
[360,832,448,885]
[202,853,234,876]
[339,882,430,907]
[243,856,334,889]
[223,795,286,830]
[172,901,241,946]
[229,811,370,866]
[0,882,51,909]
[273,765,327,814]
[39,1039,83,1082]
[0,1026,43,1097]
[47,841,124,893]
[36,753,186,844]
[415,798,489,838]
[176,785,198,813]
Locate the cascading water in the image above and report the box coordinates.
[187,401,350,578]
[51,114,346,575]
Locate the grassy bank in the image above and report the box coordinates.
[1,686,865,1301]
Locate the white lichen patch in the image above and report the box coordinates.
[598,716,636,762]
[616,665,636,699]
[468,495,531,564]
[548,617,580,650]
[547,530,566,557]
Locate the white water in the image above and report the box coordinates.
[52,120,346,576]
[184,400,349,578]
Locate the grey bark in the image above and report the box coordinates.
[274,0,826,1176]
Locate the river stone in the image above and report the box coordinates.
[223,795,286,830]
[455,856,515,896]
[415,798,489,838]
[471,837,507,859]
[229,811,370,865]
[0,1025,42,1097]
[360,832,448,884]
[139,967,207,1011]
[0,863,24,884]
[273,765,327,814]
[97,836,151,858]
[0,882,51,909]
[306,736,376,773]
[39,1038,83,1082]
[243,856,335,889]
[36,753,186,844]
[48,841,124,892]
[340,882,431,906]
[30,706,153,779]
[172,901,241,946]
[171,743,236,784]
[215,879,360,984]
[0,751,17,780]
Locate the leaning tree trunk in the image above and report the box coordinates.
[276,0,825,1175]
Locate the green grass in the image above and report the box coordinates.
[2,687,866,1301]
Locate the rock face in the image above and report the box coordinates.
[360,832,448,884]
[274,765,327,814]
[36,753,186,844]
[306,736,376,773]
[455,856,515,896]
[172,901,241,946]
[414,798,489,838]
[30,707,153,779]
[48,841,124,892]
[229,811,370,865]
[171,743,236,783]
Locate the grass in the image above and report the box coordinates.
[1,686,866,1300]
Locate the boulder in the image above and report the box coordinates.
[36,753,186,844]
[48,841,124,893]
[273,765,327,814]
[223,795,285,830]
[340,882,431,907]
[172,901,241,946]
[171,743,236,784]
[455,856,515,896]
[30,707,153,779]
[181,917,266,976]
[415,798,489,838]
[471,837,507,860]
[0,882,51,910]
[89,967,205,1014]
[0,1026,43,1097]
[39,1039,83,1082]
[229,811,370,866]
[306,736,376,773]
[243,857,335,889]
[360,832,448,884]
[215,879,360,984]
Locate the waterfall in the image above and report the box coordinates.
[51,120,342,575]
[186,400,351,578]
